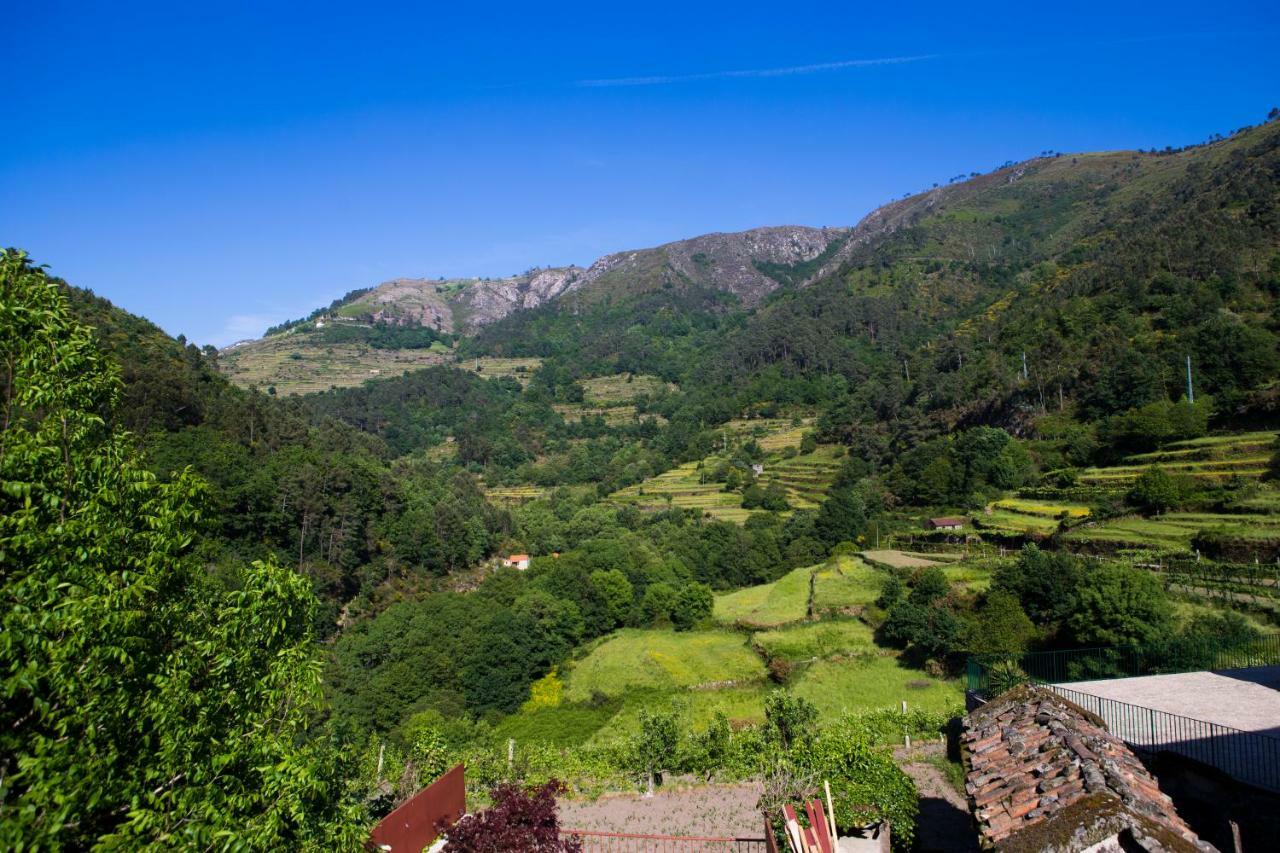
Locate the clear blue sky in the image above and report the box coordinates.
[4,2,1278,346]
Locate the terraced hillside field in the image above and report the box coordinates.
[609,460,754,522]
[714,565,812,628]
[562,629,765,702]
[722,417,814,452]
[757,446,846,510]
[1078,431,1276,486]
[581,373,673,405]
[483,484,546,503]
[460,356,543,384]
[1064,510,1280,552]
[218,332,451,394]
[553,403,666,426]
[608,436,844,523]
[977,497,1091,535]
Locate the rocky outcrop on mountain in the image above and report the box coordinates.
[572,225,849,307]
[314,225,850,336]
[356,269,586,334]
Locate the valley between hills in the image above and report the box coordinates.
[9,111,1280,850]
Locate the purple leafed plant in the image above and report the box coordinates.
[440,780,582,852]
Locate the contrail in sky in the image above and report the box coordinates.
[576,53,939,87]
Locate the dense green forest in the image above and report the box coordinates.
[5,114,1280,847]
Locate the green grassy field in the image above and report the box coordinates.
[562,629,766,702]
[713,565,812,627]
[792,656,964,719]
[752,619,876,661]
[812,556,886,610]
[939,560,997,593]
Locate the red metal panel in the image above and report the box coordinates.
[369,764,466,852]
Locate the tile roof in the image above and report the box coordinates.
[961,686,1216,853]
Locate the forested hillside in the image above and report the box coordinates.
[9,112,1280,847]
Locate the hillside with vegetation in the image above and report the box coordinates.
[7,110,1280,847]
[219,226,848,394]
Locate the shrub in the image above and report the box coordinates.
[441,780,580,852]
[631,709,680,794]
[1067,563,1173,648]
[764,691,818,751]
[805,719,918,851]
[1128,466,1190,514]
[966,590,1036,655]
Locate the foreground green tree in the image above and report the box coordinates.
[1067,563,1174,648]
[631,709,679,795]
[0,252,362,849]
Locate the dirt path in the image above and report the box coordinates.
[893,743,977,853]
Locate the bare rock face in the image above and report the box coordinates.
[365,279,455,331]
[576,225,848,307]
[452,267,585,329]
[328,225,851,335]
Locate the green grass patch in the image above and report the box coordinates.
[753,620,875,661]
[792,656,964,718]
[992,497,1090,518]
[813,556,885,610]
[562,629,765,702]
[714,565,812,627]
[492,701,622,746]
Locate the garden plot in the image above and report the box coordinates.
[563,629,765,703]
[713,565,812,628]
[559,782,764,840]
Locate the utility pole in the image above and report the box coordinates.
[1186,355,1195,404]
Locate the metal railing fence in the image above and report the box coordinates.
[1051,685,1280,793]
[966,635,1280,696]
